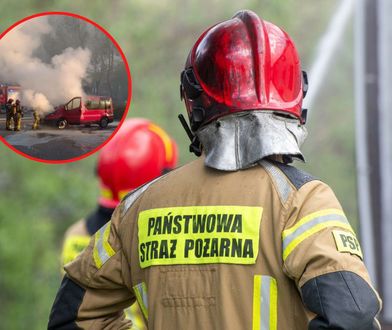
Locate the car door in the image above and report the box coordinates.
[64,97,82,124]
[82,99,99,124]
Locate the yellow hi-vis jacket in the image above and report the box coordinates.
[49,157,381,330]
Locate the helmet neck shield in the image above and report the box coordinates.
[196,111,307,171]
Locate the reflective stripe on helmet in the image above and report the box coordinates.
[147,123,174,164]
[118,190,130,201]
[92,222,115,269]
[253,275,278,330]
[100,186,113,199]
[282,209,354,261]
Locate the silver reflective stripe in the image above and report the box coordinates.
[253,275,278,330]
[96,223,111,265]
[123,175,166,216]
[93,222,115,269]
[123,183,152,216]
[134,282,148,320]
[282,213,349,251]
[260,277,271,330]
[138,283,148,308]
[260,161,292,203]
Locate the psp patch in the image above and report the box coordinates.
[137,205,263,268]
[332,230,363,259]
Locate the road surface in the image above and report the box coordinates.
[0,114,119,161]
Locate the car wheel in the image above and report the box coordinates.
[57,119,68,129]
[100,117,109,128]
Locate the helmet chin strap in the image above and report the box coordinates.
[301,71,309,124]
[178,114,202,156]
[190,137,202,156]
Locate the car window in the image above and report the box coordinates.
[85,99,110,110]
[65,100,73,111]
[104,100,112,109]
[65,100,71,111]
[65,98,81,111]
[85,100,100,110]
[72,98,81,109]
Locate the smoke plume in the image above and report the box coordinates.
[0,16,91,114]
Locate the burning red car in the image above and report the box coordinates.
[45,95,114,129]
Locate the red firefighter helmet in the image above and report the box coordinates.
[180,10,308,132]
[97,118,178,208]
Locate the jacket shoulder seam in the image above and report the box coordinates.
[271,161,317,190]
[259,160,294,206]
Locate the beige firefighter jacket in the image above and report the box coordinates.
[49,157,381,329]
[61,217,147,330]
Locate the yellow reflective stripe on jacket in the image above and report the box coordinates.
[62,235,91,266]
[93,222,115,269]
[282,209,354,261]
[133,282,148,321]
[124,303,147,330]
[253,275,277,330]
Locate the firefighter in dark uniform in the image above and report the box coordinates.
[5,98,14,131]
[48,10,381,330]
[60,118,178,330]
[13,99,23,131]
[32,110,40,130]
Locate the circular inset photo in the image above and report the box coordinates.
[0,12,131,163]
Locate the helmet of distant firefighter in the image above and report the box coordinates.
[97,118,178,208]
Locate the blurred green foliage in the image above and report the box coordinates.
[0,0,357,328]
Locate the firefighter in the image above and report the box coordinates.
[32,110,40,130]
[13,99,23,131]
[48,10,381,329]
[60,118,178,330]
[5,98,14,131]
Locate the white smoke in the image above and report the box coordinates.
[0,16,91,114]
[23,90,51,113]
